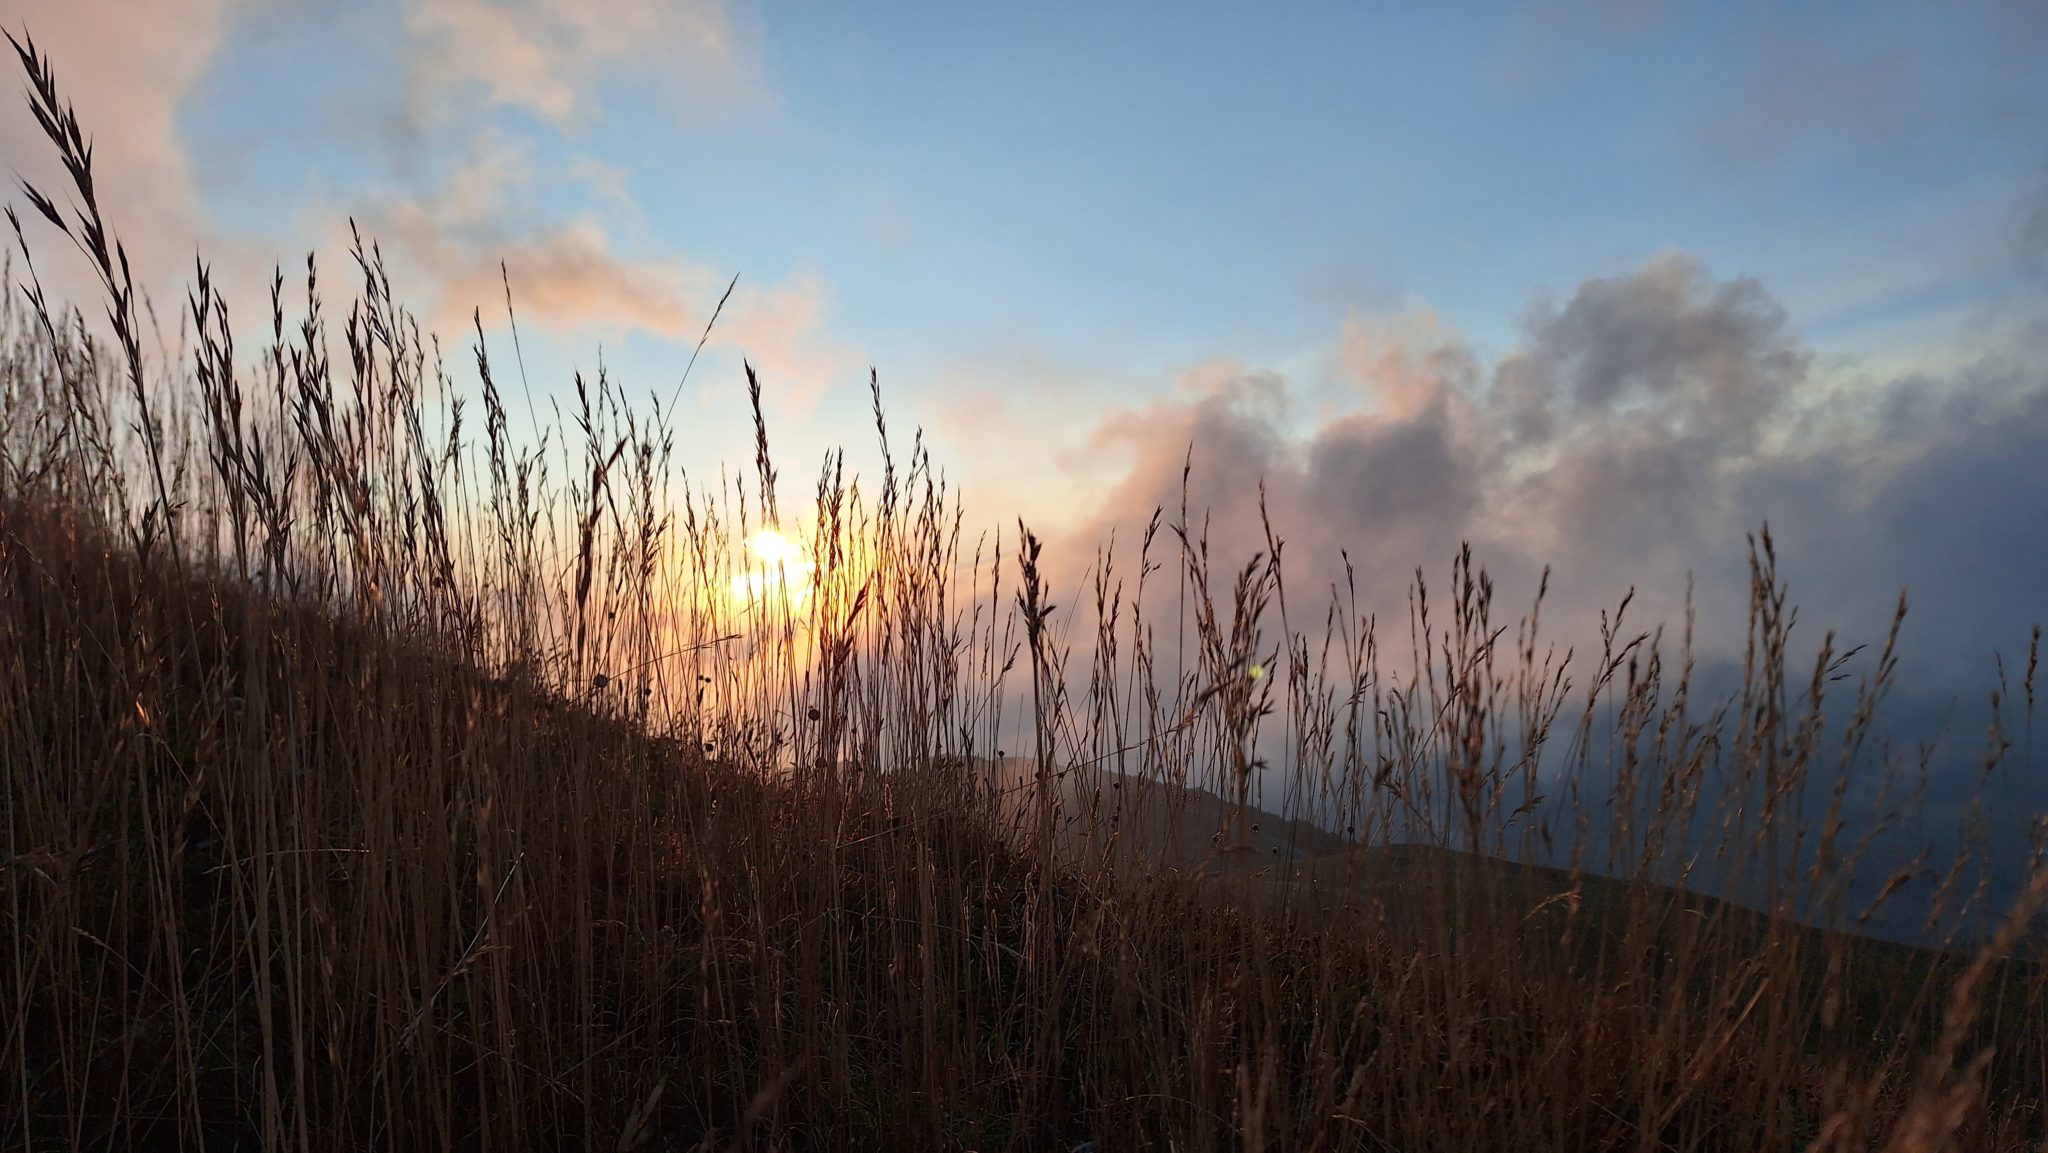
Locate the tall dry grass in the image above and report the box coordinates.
[2,32,2045,1152]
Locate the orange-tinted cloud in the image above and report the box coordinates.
[429,221,710,339]
[400,0,761,127]
[710,275,863,414]
[6,0,779,367]
[354,132,858,411]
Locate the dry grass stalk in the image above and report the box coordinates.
[0,33,2042,1153]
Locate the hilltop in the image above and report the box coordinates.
[3,32,2044,1144]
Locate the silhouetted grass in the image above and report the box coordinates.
[1,31,2044,1152]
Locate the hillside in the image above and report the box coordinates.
[993,757,2041,1083]
[8,486,2048,1150]
[2,38,2044,1144]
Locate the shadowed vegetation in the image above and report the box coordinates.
[2,33,2045,1152]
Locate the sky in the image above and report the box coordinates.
[4,5,2047,781]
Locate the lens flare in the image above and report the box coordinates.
[730,528,817,610]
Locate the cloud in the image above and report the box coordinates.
[335,3,850,408]
[1739,355,2048,683]
[913,341,1151,537]
[400,0,759,127]
[2,0,247,301]
[350,131,696,334]
[1052,253,2045,685]
[1490,256,1810,581]
[6,0,851,419]
[427,221,709,339]
[1495,256,1802,445]
[710,275,863,414]
[1066,321,1494,603]
[353,131,858,410]
[1031,253,2046,944]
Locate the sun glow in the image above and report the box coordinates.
[729,528,817,611]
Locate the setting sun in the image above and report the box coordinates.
[10,11,2048,1147]
[729,527,817,610]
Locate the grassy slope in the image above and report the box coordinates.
[7,491,2048,1151]
[999,757,2045,1106]
[2,33,2043,1143]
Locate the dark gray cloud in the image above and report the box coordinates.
[1496,259,1802,444]
[1048,254,2047,943]
[1053,259,1745,641]
[1060,253,2044,672]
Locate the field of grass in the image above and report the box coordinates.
[2,34,2046,1152]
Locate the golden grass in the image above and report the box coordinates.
[1,30,2044,1152]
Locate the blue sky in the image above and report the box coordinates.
[6,0,2047,652]
[6,0,2047,941]
[273,14,2025,298]
[145,3,2048,417]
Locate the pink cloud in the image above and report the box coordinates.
[433,221,711,339]
[710,276,863,415]
[401,0,761,127]
[5,0,770,344]
[2,1,250,304]
[352,134,857,411]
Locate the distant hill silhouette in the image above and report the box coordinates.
[980,755,2040,1061]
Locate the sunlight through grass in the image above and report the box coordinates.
[728,526,818,611]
